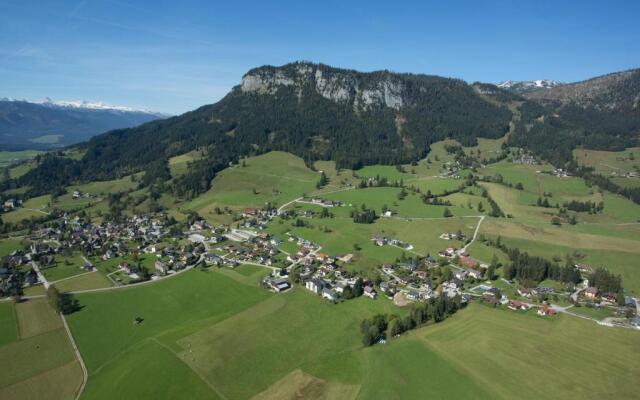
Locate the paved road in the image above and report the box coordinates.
[458,215,485,255]
[30,261,50,289]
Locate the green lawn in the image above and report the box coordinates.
[0,150,43,169]
[0,298,82,400]
[0,302,17,347]
[417,303,640,400]
[0,237,23,257]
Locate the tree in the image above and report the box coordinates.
[316,171,329,189]
[353,278,364,297]
[47,285,60,312]
[443,208,453,218]
[515,182,524,190]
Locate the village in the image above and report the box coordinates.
[1,203,639,331]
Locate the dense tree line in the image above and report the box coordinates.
[508,101,640,167]
[351,204,377,224]
[503,248,582,285]
[361,295,463,346]
[563,200,604,213]
[588,267,623,294]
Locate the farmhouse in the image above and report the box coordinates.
[263,277,291,293]
[537,306,557,316]
[517,288,532,298]
[322,288,338,302]
[305,278,325,294]
[155,260,168,275]
[364,285,377,299]
[585,287,599,299]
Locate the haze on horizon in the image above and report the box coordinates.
[1,0,639,114]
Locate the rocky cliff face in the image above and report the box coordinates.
[239,62,409,111]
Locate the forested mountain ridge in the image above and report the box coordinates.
[9,62,514,196]
[525,68,640,113]
[508,69,640,166]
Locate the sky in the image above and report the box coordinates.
[1,0,639,115]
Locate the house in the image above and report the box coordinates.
[585,287,599,299]
[82,260,94,271]
[3,198,17,210]
[517,287,532,298]
[537,306,557,316]
[455,270,469,280]
[458,256,479,269]
[322,288,338,302]
[364,285,377,299]
[335,281,347,294]
[264,277,291,293]
[574,263,594,274]
[468,269,483,280]
[601,292,617,303]
[508,300,529,311]
[481,294,501,306]
[102,249,115,260]
[155,261,168,275]
[305,278,324,294]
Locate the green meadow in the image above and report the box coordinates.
[0,299,83,400]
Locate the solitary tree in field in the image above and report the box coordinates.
[47,285,60,313]
[443,208,453,218]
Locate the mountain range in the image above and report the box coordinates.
[0,98,167,150]
[6,62,640,198]
[497,79,563,93]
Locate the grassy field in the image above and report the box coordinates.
[574,147,640,176]
[0,237,23,257]
[417,303,640,400]
[186,152,320,222]
[63,265,640,400]
[0,302,17,347]
[0,298,83,400]
[0,150,43,168]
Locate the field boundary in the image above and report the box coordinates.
[61,314,87,400]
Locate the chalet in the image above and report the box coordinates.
[82,260,94,271]
[508,300,529,311]
[264,277,290,293]
[322,288,338,302]
[585,287,599,299]
[481,294,501,306]
[537,306,557,316]
[335,281,347,294]
[406,291,419,300]
[373,236,387,246]
[102,249,115,260]
[205,253,222,266]
[468,269,483,280]
[155,261,168,275]
[305,278,324,294]
[517,287,532,298]
[455,270,468,280]
[242,208,259,218]
[24,269,39,285]
[363,285,377,299]
[574,263,594,274]
[601,292,618,303]
[3,198,18,210]
[458,256,479,269]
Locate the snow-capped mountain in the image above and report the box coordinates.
[0,97,167,150]
[497,79,563,94]
[40,97,161,114]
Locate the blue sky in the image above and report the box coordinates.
[1,0,639,114]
